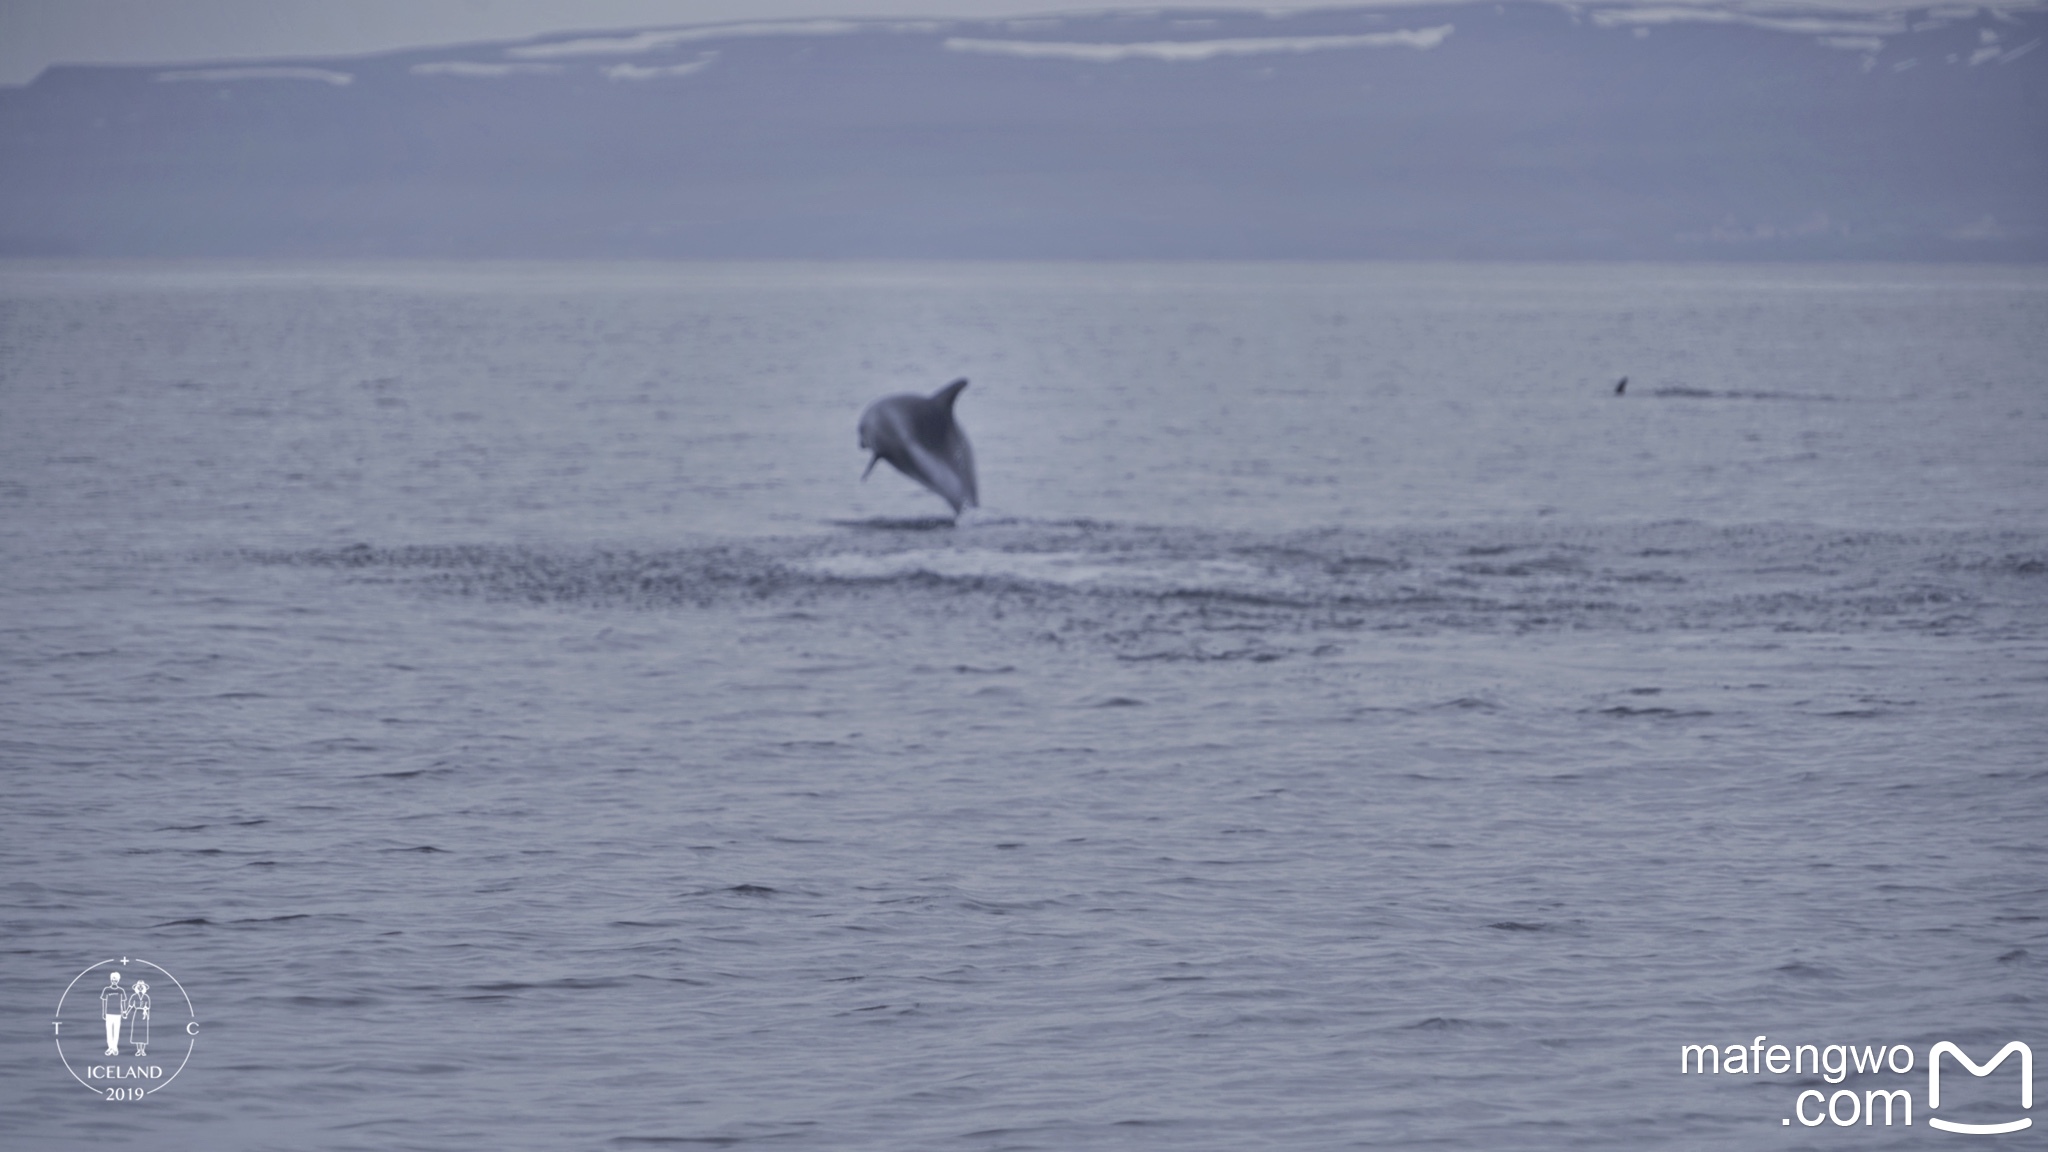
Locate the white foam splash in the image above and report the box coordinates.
[796,549,1268,595]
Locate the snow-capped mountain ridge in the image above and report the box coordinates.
[3,3,2040,259]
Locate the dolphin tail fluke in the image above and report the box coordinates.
[932,378,969,410]
[862,454,880,480]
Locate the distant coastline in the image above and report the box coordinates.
[2,4,2042,262]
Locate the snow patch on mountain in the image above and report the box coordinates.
[412,61,565,78]
[943,26,1454,64]
[156,66,353,86]
[506,20,942,60]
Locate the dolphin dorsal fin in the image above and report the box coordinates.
[932,378,969,410]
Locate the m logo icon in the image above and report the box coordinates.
[1928,1041,2032,1135]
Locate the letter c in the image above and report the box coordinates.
[1796,1090,1825,1126]
[186,1021,199,1035]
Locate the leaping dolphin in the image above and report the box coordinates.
[858,378,978,515]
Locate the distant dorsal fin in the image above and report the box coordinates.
[932,378,969,410]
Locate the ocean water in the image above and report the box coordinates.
[1,261,2044,1149]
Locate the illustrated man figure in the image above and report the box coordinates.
[99,972,126,1057]
[127,980,151,1057]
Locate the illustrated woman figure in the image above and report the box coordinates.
[126,980,151,1056]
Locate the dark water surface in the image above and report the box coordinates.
[2,262,2044,1149]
